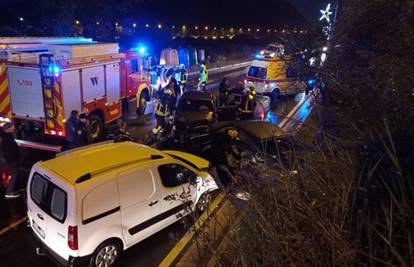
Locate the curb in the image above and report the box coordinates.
[159,192,227,267]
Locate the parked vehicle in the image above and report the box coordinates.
[0,40,151,150]
[245,55,306,100]
[27,141,218,267]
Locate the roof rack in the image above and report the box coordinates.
[56,140,114,158]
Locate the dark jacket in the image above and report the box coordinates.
[73,121,91,147]
[65,117,77,143]
[0,131,20,163]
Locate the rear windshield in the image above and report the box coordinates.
[30,173,67,223]
[248,66,267,79]
[178,99,213,112]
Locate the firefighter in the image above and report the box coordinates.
[65,110,79,150]
[239,85,257,119]
[198,61,208,91]
[1,122,23,199]
[153,85,176,135]
[177,65,187,92]
[219,78,230,107]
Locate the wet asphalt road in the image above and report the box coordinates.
[0,66,304,267]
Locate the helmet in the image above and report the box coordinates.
[227,129,239,139]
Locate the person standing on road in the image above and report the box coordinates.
[74,113,91,147]
[198,61,208,91]
[219,78,230,107]
[1,122,22,199]
[153,86,176,135]
[65,110,79,150]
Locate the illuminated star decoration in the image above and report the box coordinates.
[320,3,333,23]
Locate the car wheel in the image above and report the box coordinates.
[137,91,149,115]
[270,88,280,101]
[197,193,213,213]
[90,240,122,267]
[89,114,103,141]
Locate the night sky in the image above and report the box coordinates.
[288,0,331,22]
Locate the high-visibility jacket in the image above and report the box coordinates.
[155,88,176,116]
[199,64,208,83]
[239,88,256,113]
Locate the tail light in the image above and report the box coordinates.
[68,226,78,250]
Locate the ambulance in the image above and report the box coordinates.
[245,55,306,100]
[0,38,152,151]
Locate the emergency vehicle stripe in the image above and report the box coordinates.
[53,81,65,130]
[0,64,12,119]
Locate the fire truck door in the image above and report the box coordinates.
[105,63,121,103]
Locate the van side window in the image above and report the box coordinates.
[130,59,139,73]
[117,169,156,207]
[248,66,267,79]
[158,164,197,188]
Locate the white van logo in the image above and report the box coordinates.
[90,77,99,86]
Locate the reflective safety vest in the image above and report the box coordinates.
[239,89,256,113]
[155,89,175,116]
[200,64,208,83]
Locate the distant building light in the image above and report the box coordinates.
[267,29,270,32]
[182,25,186,29]
[239,28,242,31]
[205,26,208,30]
[145,24,149,28]
[274,29,277,32]
[172,25,176,29]
[256,28,260,32]
[213,27,217,30]
[75,20,80,25]
[158,24,162,29]
[247,28,251,32]
[195,26,198,30]
[115,22,119,26]
[96,21,100,25]
[133,23,137,27]
[19,17,24,22]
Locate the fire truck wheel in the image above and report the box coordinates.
[137,91,149,115]
[89,114,103,141]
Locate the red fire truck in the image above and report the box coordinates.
[0,41,151,151]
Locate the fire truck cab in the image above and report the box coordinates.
[1,41,151,148]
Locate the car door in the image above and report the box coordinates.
[154,162,197,230]
[116,166,161,247]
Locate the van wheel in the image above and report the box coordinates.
[89,114,103,141]
[90,240,121,267]
[270,88,280,101]
[197,193,213,213]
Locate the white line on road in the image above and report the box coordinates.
[0,216,28,237]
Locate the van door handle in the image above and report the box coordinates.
[148,200,158,206]
[37,214,44,220]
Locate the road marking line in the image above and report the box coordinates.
[159,192,226,267]
[279,94,311,129]
[0,216,28,237]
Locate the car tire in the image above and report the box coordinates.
[89,240,122,267]
[196,192,213,213]
[89,114,103,142]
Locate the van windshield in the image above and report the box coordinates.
[248,66,267,79]
[30,173,67,223]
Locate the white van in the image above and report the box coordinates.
[27,141,218,266]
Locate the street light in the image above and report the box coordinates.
[205,26,208,30]
[157,24,162,29]
[75,20,80,25]
[19,17,24,22]
[96,21,100,25]
[145,24,149,28]
[133,23,137,27]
